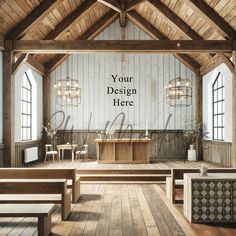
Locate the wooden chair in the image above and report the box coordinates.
[44,144,58,162]
[75,144,88,161]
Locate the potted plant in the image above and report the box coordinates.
[183,120,202,160]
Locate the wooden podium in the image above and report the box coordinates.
[95,139,151,164]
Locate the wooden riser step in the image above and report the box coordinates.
[81,181,166,184]
[77,169,171,175]
[79,174,170,182]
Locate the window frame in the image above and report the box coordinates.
[21,72,32,141]
[212,72,225,141]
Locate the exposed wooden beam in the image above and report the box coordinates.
[97,0,121,13]
[0,34,4,50]
[3,41,15,167]
[195,74,203,159]
[176,54,200,73]
[232,51,236,167]
[200,55,223,76]
[186,0,236,39]
[12,54,28,76]
[219,54,235,74]
[45,55,66,75]
[119,0,126,27]
[25,55,45,76]
[45,10,119,73]
[150,0,233,69]
[149,0,202,40]
[149,0,219,61]
[125,0,146,12]
[43,73,51,122]
[12,53,45,76]
[44,0,97,40]
[127,11,167,40]
[80,11,119,40]
[12,40,235,53]
[7,0,61,40]
[199,54,234,76]
[127,11,200,72]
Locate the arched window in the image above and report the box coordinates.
[21,72,32,140]
[212,72,224,141]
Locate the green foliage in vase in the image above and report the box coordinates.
[183,120,202,147]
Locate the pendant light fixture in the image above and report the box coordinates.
[54,30,81,107]
[165,59,192,107]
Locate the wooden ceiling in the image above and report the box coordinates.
[0,0,235,75]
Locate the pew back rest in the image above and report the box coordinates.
[0,179,67,195]
[0,168,76,180]
[170,168,236,204]
[172,168,236,180]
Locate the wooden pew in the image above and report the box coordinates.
[0,204,55,236]
[0,179,71,220]
[0,168,80,203]
[168,168,236,204]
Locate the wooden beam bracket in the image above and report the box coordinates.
[12,54,29,76]
[97,0,121,13]
[125,0,146,12]
[200,54,235,76]
[119,0,126,27]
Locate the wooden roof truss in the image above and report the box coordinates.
[0,0,235,76]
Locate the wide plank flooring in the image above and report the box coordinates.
[1,183,236,236]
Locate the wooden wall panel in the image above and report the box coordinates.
[15,140,42,167]
[202,140,232,167]
[50,20,196,131]
[55,130,186,160]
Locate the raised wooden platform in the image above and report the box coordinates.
[31,160,222,183]
[32,159,221,169]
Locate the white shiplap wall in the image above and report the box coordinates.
[50,20,196,130]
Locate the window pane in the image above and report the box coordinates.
[214,128,218,139]
[213,92,217,102]
[218,115,222,126]
[21,72,32,141]
[214,103,217,113]
[218,103,222,114]
[212,73,225,141]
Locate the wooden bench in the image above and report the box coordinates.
[0,179,71,220]
[0,168,80,203]
[168,168,236,204]
[0,204,55,236]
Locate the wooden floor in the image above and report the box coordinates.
[0,183,236,236]
[1,160,234,236]
[31,159,222,169]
